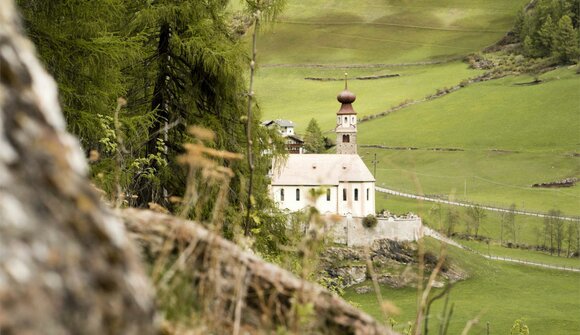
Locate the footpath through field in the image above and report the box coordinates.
[424,227,580,273]
[376,186,580,222]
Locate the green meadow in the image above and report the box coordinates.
[250,0,529,64]
[255,62,482,132]
[344,238,580,335]
[360,67,580,214]
[376,194,580,266]
[357,68,580,152]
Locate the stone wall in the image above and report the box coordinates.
[326,214,423,247]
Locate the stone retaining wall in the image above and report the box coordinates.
[326,215,423,247]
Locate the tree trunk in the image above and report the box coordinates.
[140,22,171,205]
[0,1,156,334]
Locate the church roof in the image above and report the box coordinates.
[262,119,295,127]
[271,154,375,186]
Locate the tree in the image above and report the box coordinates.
[467,206,486,237]
[304,118,325,153]
[553,15,580,63]
[504,204,517,244]
[514,0,580,62]
[565,221,577,257]
[553,211,565,256]
[445,208,459,236]
[544,209,563,255]
[16,0,139,146]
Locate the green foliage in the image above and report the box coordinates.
[362,214,378,228]
[303,118,325,153]
[514,0,579,63]
[18,0,291,256]
[553,15,580,63]
[510,318,530,335]
[16,0,140,146]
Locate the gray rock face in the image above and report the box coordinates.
[0,1,156,334]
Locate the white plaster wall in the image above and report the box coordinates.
[272,185,338,214]
[337,115,357,128]
[338,182,375,217]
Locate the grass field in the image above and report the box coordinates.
[366,148,580,215]
[344,238,580,334]
[461,240,580,268]
[358,67,580,152]
[255,61,482,133]
[359,67,580,214]
[242,0,529,64]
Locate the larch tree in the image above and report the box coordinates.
[16,0,139,146]
[304,118,325,153]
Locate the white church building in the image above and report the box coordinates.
[269,82,423,245]
[270,83,375,218]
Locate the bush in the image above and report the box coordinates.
[362,215,378,228]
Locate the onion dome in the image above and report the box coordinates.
[337,73,357,115]
[337,89,356,104]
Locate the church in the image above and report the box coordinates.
[270,83,376,218]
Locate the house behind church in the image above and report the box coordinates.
[262,119,305,154]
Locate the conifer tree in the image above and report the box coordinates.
[16,0,138,146]
[304,118,325,153]
[553,15,580,63]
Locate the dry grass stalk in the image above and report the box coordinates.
[121,208,398,335]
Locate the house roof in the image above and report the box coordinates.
[262,119,295,128]
[271,154,375,186]
[284,134,304,143]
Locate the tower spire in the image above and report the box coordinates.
[335,81,357,155]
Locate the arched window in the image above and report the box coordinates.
[342,188,347,201]
[337,116,340,123]
[366,188,369,201]
[280,188,284,202]
[344,116,348,123]
[296,188,300,201]
[354,188,359,201]
[351,116,355,123]
[326,188,331,201]
[342,134,350,143]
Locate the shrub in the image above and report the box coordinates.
[362,215,378,228]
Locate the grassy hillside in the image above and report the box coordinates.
[248,0,529,64]
[360,68,580,214]
[344,238,580,334]
[358,68,580,152]
[255,62,482,133]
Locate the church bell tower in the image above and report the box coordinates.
[335,74,357,155]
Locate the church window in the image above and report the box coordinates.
[344,117,348,123]
[326,188,331,201]
[342,188,347,201]
[343,134,350,143]
[366,188,369,201]
[280,189,284,202]
[351,116,355,123]
[296,188,300,201]
[354,188,359,201]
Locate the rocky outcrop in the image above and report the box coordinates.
[0,2,156,333]
[532,178,577,188]
[321,239,467,289]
